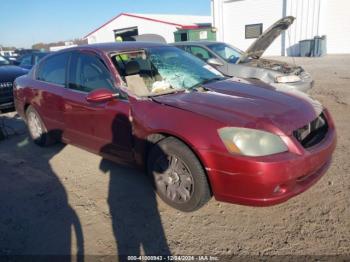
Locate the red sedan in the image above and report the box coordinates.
[13,42,336,211]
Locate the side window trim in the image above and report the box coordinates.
[35,52,71,87]
[67,51,117,94]
[66,51,77,90]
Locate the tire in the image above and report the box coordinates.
[26,106,54,147]
[147,137,211,212]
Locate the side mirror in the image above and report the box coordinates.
[86,88,118,103]
[207,58,224,67]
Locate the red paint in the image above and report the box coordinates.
[14,43,337,207]
[84,13,202,39]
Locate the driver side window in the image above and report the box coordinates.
[188,46,213,62]
[19,54,32,67]
[69,52,114,93]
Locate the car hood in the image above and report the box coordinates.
[240,16,295,61]
[152,78,322,135]
[242,58,303,75]
[0,65,29,81]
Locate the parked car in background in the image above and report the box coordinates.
[14,42,335,211]
[17,52,50,70]
[0,55,28,111]
[0,50,18,61]
[174,16,313,93]
[15,49,40,57]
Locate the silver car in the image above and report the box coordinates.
[173,16,313,93]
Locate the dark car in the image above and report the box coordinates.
[15,49,40,57]
[0,55,28,112]
[14,42,336,211]
[17,52,50,70]
[174,17,313,93]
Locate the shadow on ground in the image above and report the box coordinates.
[0,113,171,260]
[99,113,171,259]
[0,115,84,260]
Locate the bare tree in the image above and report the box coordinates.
[32,38,88,51]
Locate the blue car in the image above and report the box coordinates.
[17,52,50,70]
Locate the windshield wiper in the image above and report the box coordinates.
[147,88,186,97]
[189,77,226,90]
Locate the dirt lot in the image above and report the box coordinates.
[0,55,349,260]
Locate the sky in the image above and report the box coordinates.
[0,0,211,48]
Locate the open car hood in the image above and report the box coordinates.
[240,16,295,61]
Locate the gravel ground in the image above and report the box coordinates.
[0,55,349,261]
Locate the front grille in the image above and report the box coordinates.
[0,82,14,103]
[293,113,328,148]
[0,82,13,93]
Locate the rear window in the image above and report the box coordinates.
[36,53,69,86]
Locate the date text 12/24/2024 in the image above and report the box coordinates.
[127,256,219,261]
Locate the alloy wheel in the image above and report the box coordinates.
[154,154,194,203]
[28,111,43,139]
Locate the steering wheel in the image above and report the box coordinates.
[228,55,237,61]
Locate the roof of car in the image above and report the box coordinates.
[63,42,169,53]
[172,41,223,46]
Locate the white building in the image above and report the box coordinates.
[84,13,212,44]
[49,41,77,52]
[212,0,350,56]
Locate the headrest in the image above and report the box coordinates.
[125,60,140,75]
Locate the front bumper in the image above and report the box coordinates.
[199,127,336,207]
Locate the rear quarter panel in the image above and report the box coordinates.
[14,74,66,133]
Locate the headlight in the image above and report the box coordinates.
[218,127,288,157]
[275,75,301,83]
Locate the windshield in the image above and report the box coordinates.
[111,46,224,97]
[207,43,244,64]
[0,55,11,66]
[34,52,49,64]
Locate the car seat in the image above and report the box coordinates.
[195,53,204,61]
[124,61,150,97]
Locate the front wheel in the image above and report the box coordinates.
[147,137,211,212]
[26,106,54,147]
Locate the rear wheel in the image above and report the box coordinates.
[26,106,54,147]
[148,137,211,212]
